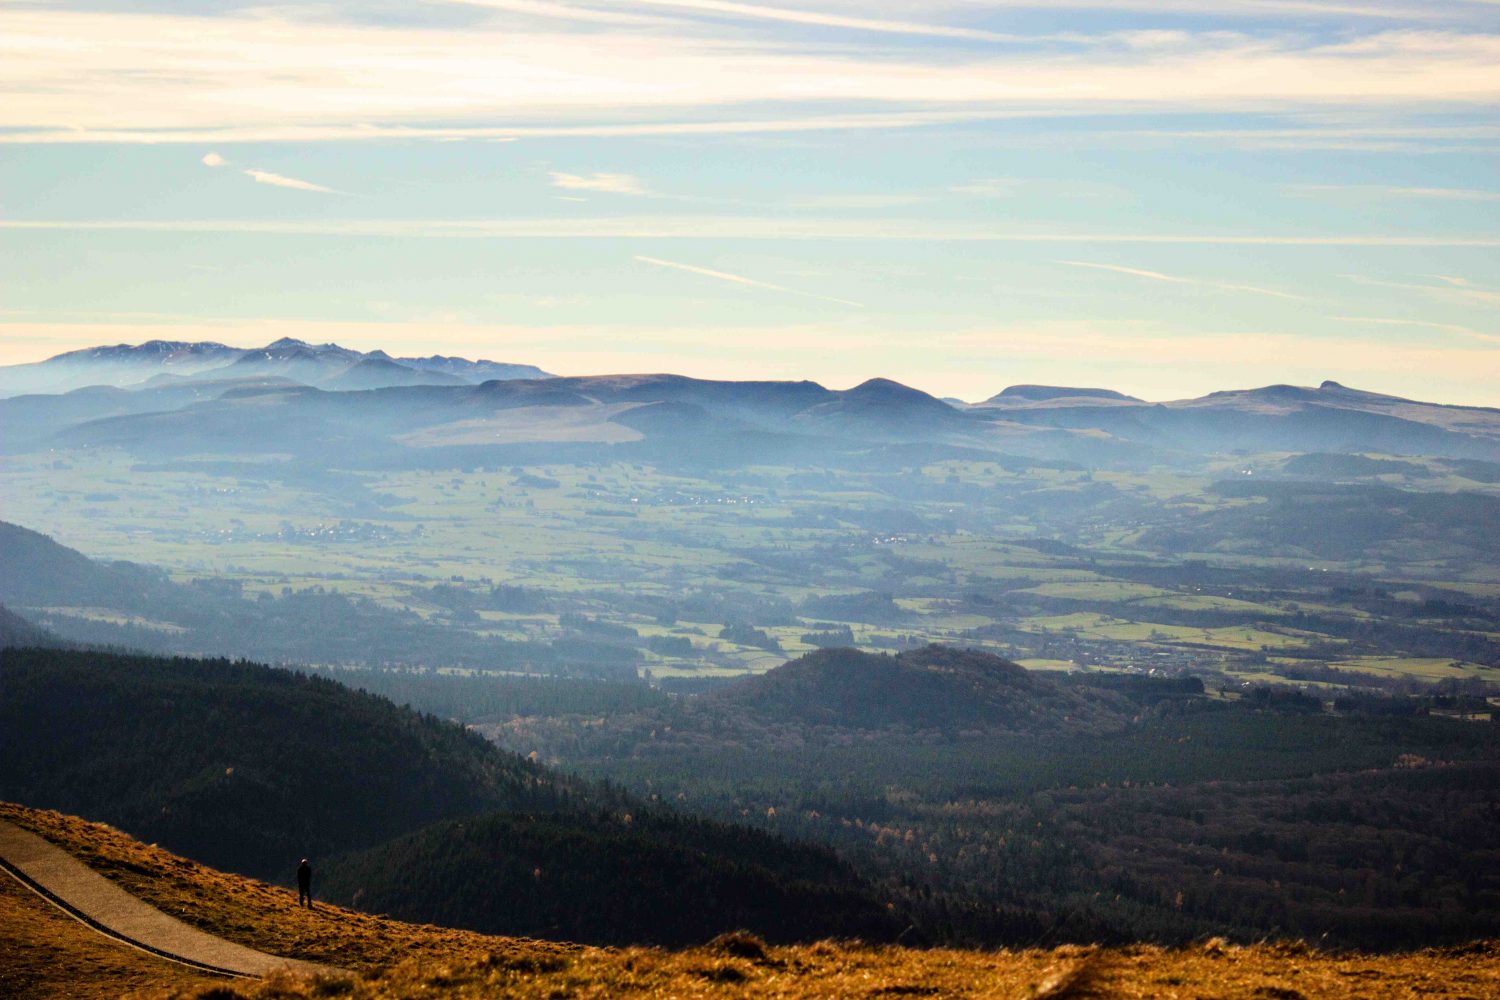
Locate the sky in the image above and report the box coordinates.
[1,0,1497,404]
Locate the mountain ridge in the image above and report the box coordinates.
[3,338,1499,463]
[0,337,550,398]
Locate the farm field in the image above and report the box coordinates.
[3,446,1498,694]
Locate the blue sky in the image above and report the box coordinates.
[1,0,1497,403]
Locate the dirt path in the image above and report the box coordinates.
[0,818,336,980]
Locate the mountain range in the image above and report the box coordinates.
[2,337,1498,467]
[0,337,549,397]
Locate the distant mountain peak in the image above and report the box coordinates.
[988,385,1140,404]
[843,378,951,410]
[1,338,550,398]
[1198,381,1402,407]
[52,340,239,364]
[848,377,920,395]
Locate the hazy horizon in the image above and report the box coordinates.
[5,329,1499,408]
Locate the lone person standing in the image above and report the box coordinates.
[297,858,313,908]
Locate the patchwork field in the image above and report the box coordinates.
[3,447,1498,691]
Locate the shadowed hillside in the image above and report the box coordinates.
[709,644,1131,734]
[319,811,901,946]
[0,649,908,947]
[0,647,574,879]
[0,605,64,649]
[0,520,188,614]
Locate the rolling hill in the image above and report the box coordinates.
[0,647,574,879]
[707,644,1132,734]
[0,647,904,946]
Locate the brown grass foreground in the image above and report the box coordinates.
[3,802,1498,1000]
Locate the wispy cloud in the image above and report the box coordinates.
[442,0,669,26]
[634,254,863,307]
[243,168,342,194]
[1330,315,1500,344]
[1055,260,1305,299]
[3,9,1500,144]
[599,0,1024,42]
[785,193,932,209]
[550,171,647,195]
[1101,123,1500,153]
[1340,273,1500,306]
[950,178,1021,198]
[0,110,1015,146]
[843,0,1493,19]
[1290,183,1500,201]
[199,151,342,194]
[446,0,1499,30]
[3,217,1498,247]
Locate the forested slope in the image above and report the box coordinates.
[0,648,571,878]
[0,647,907,945]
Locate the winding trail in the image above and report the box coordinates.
[0,818,336,980]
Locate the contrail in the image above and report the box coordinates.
[634,255,864,307]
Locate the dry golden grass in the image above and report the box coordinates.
[5,803,1499,1000]
[0,802,566,973]
[179,939,1500,1000]
[0,868,221,999]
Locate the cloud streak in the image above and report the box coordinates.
[1055,260,1305,299]
[1330,315,1500,344]
[1290,183,1500,201]
[2,9,1500,143]
[1339,273,1500,307]
[243,168,342,194]
[599,0,1024,41]
[200,150,342,193]
[3,217,1498,246]
[634,254,864,306]
[550,171,647,195]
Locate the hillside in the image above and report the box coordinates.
[492,646,1141,761]
[708,644,1132,734]
[0,520,188,614]
[0,649,905,946]
[320,810,900,946]
[0,604,64,649]
[0,647,573,880]
[5,803,1498,1000]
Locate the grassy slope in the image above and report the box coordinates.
[0,877,219,1000]
[5,803,1499,999]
